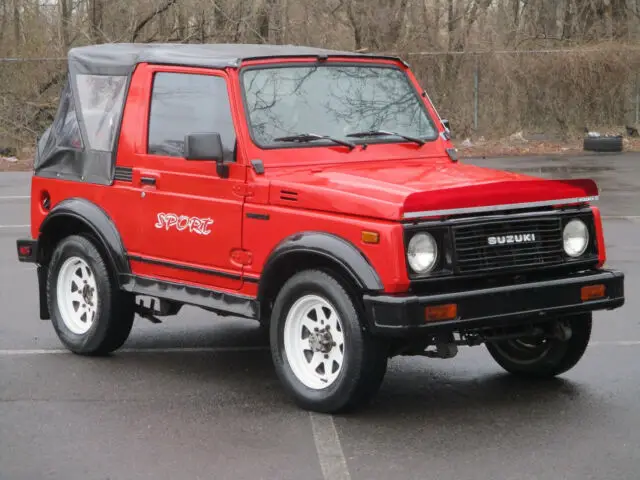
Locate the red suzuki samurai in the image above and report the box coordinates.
[16,43,624,413]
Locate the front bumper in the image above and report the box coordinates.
[363,269,625,336]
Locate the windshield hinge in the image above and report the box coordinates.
[446,148,459,163]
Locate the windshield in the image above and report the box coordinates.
[240,64,438,147]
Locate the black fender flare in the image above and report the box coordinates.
[258,231,384,302]
[38,197,130,276]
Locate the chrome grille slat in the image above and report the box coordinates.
[456,244,561,253]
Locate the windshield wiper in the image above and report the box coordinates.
[273,133,356,150]
[346,130,425,146]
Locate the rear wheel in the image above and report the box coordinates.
[485,314,592,377]
[47,234,135,356]
[270,269,388,413]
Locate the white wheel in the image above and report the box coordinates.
[271,270,388,413]
[55,256,99,335]
[283,294,345,390]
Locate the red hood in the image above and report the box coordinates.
[266,159,599,220]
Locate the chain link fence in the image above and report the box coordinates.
[403,48,640,139]
[2,48,640,151]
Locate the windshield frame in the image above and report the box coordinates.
[237,61,440,151]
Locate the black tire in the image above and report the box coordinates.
[270,269,388,413]
[583,136,623,153]
[485,313,592,378]
[46,234,135,356]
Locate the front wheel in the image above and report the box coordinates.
[485,313,592,378]
[270,269,388,413]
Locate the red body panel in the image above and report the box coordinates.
[30,178,139,253]
[257,160,598,221]
[243,198,409,293]
[30,55,607,299]
[115,64,247,291]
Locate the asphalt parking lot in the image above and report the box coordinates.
[1,153,639,480]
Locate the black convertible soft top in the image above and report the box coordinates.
[67,43,405,76]
[34,43,407,185]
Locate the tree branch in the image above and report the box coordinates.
[131,0,178,42]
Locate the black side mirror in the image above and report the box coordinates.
[442,119,451,132]
[184,132,228,178]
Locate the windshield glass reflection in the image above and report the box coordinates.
[241,65,438,147]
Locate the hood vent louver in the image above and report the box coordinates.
[280,189,299,201]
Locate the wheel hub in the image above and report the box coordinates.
[308,326,336,354]
[81,284,95,306]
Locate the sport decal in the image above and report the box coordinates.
[155,213,214,235]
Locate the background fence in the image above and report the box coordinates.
[2,47,639,152]
[405,47,640,139]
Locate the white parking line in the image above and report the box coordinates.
[0,195,29,200]
[310,412,351,480]
[0,346,269,356]
[0,224,30,229]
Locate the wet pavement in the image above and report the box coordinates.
[1,153,639,479]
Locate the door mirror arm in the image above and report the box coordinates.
[216,162,229,179]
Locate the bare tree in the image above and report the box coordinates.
[1,0,640,152]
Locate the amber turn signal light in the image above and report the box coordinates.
[581,284,606,301]
[425,304,458,322]
[361,230,380,244]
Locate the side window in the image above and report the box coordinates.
[76,74,127,151]
[55,81,83,150]
[147,72,236,162]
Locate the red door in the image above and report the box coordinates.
[126,66,246,291]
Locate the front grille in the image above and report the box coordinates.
[453,217,564,274]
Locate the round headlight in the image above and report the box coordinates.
[563,219,589,257]
[407,233,438,273]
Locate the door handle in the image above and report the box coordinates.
[140,176,157,186]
